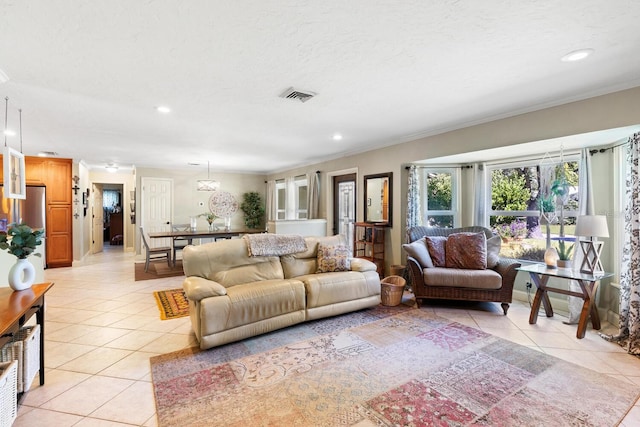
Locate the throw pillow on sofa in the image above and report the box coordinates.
[317,243,351,273]
[402,238,434,268]
[425,236,447,267]
[445,232,487,270]
[486,235,501,268]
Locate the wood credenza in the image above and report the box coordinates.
[0,282,54,394]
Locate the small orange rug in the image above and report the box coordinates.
[153,288,189,320]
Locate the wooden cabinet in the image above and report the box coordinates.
[0,156,73,268]
[353,222,385,277]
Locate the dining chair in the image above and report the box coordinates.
[171,223,193,266]
[139,226,172,272]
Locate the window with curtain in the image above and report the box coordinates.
[421,168,460,228]
[486,155,580,260]
[103,190,121,212]
[273,175,309,220]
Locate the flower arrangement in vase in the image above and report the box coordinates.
[0,223,44,291]
[198,212,218,231]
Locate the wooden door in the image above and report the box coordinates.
[141,177,172,249]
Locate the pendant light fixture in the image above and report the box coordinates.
[197,161,220,191]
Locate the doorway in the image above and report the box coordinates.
[332,173,356,253]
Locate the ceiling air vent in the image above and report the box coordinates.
[279,87,316,103]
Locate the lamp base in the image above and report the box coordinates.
[579,240,604,274]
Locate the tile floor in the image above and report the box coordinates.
[11,246,640,426]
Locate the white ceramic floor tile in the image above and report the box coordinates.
[13,407,84,427]
[89,381,157,425]
[57,346,132,374]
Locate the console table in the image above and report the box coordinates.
[0,282,54,391]
[517,264,612,339]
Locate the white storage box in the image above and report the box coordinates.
[0,360,18,427]
[0,324,40,393]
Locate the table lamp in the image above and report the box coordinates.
[574,215,609,274]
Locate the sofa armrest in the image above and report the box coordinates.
[183,276,227,302]
[350,258,378,272]
[492,258,521,291]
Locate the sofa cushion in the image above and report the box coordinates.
[213,257,284,287]
[297,271,381,308]
[445,232,487,270]
[423,267,502,289]
[403,238,434,268]
[486,235,501,269]
[202,278,306,333]
[316,243,351,273]
[281,235,349,278]
[425,236,447,267]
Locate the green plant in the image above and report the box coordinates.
[240,192,265,229]
[0,223,44,259]
[198,212,217,224]
[556,240,574,261]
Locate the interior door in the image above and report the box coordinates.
[91,184,104,254]
[333,173,356,253]
[141,177,172,249]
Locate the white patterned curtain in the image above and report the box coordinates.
[568,148,595,323]
[406,165,420,242]
[266,180,276,222]
[473,163,488,227]
[602,132,640,354]
[307,171,320,219]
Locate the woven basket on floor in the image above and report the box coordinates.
[381,275,406,306]
[0,360,18,427]
[0,324,40,393]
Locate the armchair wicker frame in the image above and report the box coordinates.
[406,226,521,315]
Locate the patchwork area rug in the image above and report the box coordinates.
[153,288,189,320]
[134,260,185,281]
[150,305,640,426]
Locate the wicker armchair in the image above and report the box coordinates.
[405,226,520,315]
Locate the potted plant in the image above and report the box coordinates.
[198,212,217,231]
[556,239,574,268]
[240,192,265,230]
[0,223,44,291]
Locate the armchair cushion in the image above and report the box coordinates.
[425,236,447,267]
[445,232,487,270]
[486,235,502,268]
[402,238,434,268]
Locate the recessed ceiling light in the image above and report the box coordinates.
[156,105,171,114]
[106,164,119,173]
[561,49,594,62]
[3,129,15,136]
[332,134,343,141]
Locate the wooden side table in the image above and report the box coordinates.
[0,282,54,392]
[517,264,612,339]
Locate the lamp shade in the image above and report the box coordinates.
[575,215,609,238]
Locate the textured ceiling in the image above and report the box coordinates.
[1,1,639,173]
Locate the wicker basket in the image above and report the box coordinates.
[0,324,40,393]
[381,275,406,306]
[0,360,18,427]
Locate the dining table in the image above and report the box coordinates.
[147,228,263,241]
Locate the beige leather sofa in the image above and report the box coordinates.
[182,235,381,349]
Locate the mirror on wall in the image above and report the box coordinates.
[364,172,392,227]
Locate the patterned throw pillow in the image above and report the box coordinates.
[425,236,447,267]
[445,232,487,270]
[316,244,351,273]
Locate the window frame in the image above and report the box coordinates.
[422,167,461,228]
